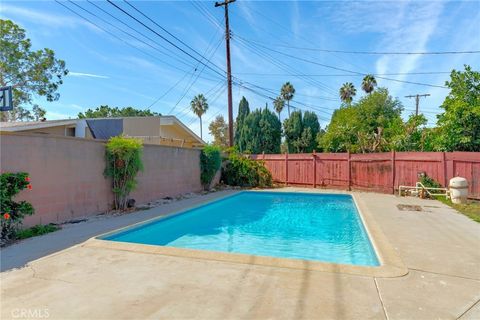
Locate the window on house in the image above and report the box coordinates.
[66,127,76,137]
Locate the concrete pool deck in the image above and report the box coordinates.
[1,188,480,319]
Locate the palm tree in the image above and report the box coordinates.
[190,94,209,139]
[361,75,377,94]
[339,82,356,104]
[273,96,285,121]
[280,82,295,117]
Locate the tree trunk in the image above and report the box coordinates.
[287,101,290,117]
[199,116,202,139]
[278,111,281,122]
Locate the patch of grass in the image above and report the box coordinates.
[435,197,480,223]
[16,224,60,240]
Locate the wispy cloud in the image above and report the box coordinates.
[291,0,300,40]
[69,72,110,79]
[0,4,98,31]
[374,1,445,94]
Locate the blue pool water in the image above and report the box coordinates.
[103,192,379,266]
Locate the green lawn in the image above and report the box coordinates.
[436,197,480,223]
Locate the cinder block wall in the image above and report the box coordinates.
[0,133,202,227]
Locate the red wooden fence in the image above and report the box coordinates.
[251,152,480,199]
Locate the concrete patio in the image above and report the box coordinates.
[1,188,479,319]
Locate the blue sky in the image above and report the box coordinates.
[1,0,479,142]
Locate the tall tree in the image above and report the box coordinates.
[283,110,319,153]
[259,107,281,153]
[390,114,430,151]
[321,88,403,153]
[435,65,480,151]
[208,115,229,148]
[361,75,377,94]
[235,96,250,152]
[281,82,295,116]
[32,104,46,121]
[302,111,320,152]
[240,109,262,153]
[0,19,68,121]
[190,94,209,139]
[273,96,285,121]
[78,105,160,118]
[339,82,356,104]
[240,107,281,154]
[283,111,303,153]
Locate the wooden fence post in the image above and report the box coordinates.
[347,151,351,191]
[285,152,288,186]
[312,150,316,188]
[442,152,447,187]
[391,150,396,194]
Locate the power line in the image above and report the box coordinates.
[57,0,339,124]
[123,0,227,77]
[55,0,222,85]
[236,35,449,89]
[177,79,226,120]
[107,0,226,79]
[191,1,223,30]
[232,81,331,121]
[239,5,372,75]
[168,36,224,115]
[241,38,480,55]
[83,0,195,70]
[234,36,338,97]
[188,83,227,126]
[233,71,451,77]
[147,71,192,109]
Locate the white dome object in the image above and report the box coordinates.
[449,177,468,204]
[449,177,469,189]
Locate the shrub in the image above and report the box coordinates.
[200,145,222,189]
[419,174,443,199]
[104,136,143,210]
[222,152,272,188]
[420,174,442,189]
[16,224,60,240]
[0,172,34,243]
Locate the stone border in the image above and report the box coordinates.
[85,188,407,278]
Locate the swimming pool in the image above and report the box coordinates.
[103,192,379,266]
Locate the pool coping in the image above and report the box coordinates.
[84,189,408,278]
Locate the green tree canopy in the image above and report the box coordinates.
[239,107,281,154]
[435,65,480,151]
[303,111,320,152]
[208,115,229,148]
[78,105,160,118]
[321,88,403,153]
[235,96,250,152]
[0,19,68,121]
[389,114,430,151]
[283,110,320,153]
[259,107,281,154]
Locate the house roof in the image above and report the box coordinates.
[0,116,205,145]
[0,119,77,131]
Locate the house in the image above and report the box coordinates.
[0,116,205,148]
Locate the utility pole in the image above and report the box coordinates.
[405,94,431,116]
[215,0,235,147]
